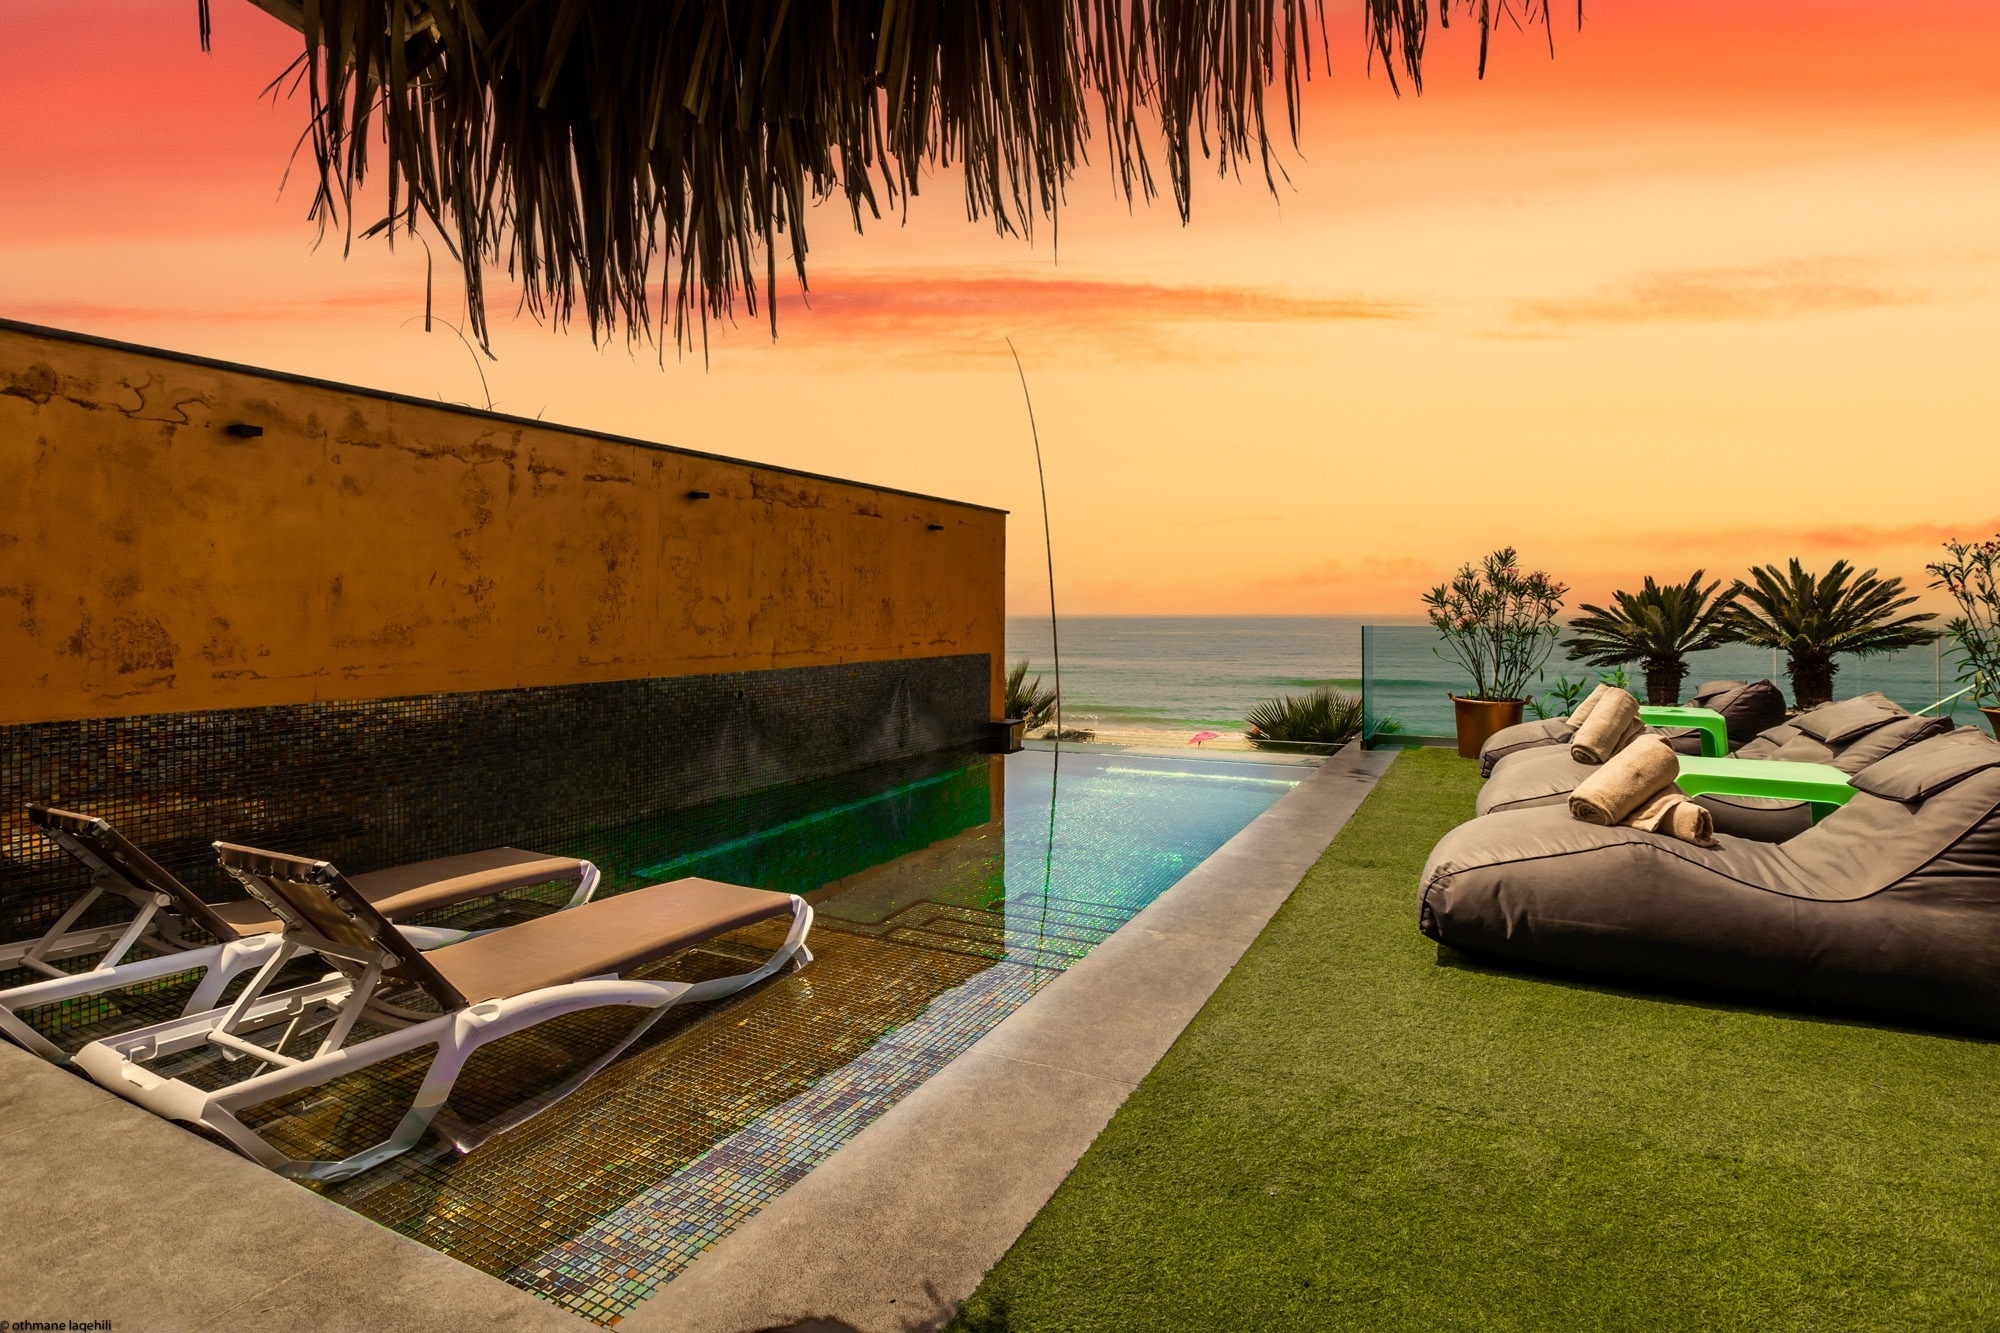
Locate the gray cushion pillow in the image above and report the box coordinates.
[1829,713,1955,775]
[1691,679,1789,747]
[1655,727,1709,757]
[1688,680,1747,707]
[1850,728,2000,803]
[1792,692,1907,746]
[1733,722,1797,760]
[1771,733,1837,765]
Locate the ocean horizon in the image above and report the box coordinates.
[1004,615,1974,738]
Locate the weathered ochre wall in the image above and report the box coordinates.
[0,323,1005,726]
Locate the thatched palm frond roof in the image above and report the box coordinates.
[200,1,1574,350]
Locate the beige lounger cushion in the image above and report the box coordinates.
[209,847,588,935]
[421,878,794,1002]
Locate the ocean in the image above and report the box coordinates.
[1004,615,1975,739]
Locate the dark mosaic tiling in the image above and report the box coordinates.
[0,654,990,943]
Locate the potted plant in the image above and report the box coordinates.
[1423,548,1568,758]
[1928,536,2000,739]
[1722,559,1938,710]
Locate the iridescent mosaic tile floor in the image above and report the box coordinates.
[204,747,1300,1324]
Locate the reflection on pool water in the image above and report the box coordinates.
[310,745,1302,1324]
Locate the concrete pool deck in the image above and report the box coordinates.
[0,1037,587,1331]
[624,740,1394,1333]
[0,741,1392,1331]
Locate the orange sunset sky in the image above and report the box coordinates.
[4,1,1997,615]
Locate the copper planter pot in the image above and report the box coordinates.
[1450,695,1526,759]
[1983,706,2000,742]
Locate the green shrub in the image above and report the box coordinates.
[1245,686,1368,749]
[1422,547,1568,702]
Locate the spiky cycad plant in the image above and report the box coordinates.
[1562,572,1740,706]
[1724,560,1940,709]
[197,0,1573,351]
[1245,687,1370,749]
[1004,661,1059,731]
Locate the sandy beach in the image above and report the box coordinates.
[1030,724,1266,753]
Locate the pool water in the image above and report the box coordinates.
[308,745,1302,1323]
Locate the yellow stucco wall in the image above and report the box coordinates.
[0,323,1005,726]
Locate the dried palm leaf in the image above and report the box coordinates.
[197,0,1575,350]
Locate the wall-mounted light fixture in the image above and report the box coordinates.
[224,423,264,438]
[926,523,945,532]
[685,490,712,500]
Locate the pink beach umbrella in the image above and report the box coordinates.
[1188,730,1220,746]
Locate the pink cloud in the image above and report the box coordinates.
[759,269,1414,363]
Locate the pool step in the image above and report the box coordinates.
[877,901,1113,963]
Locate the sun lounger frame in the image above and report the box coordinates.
[5,806,599,1063]
[2,809,291,1061]
[75,846,812,1181]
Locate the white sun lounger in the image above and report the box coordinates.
[74,841,813,1181]
[5,805,600,1063]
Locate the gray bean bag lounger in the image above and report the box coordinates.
[1475,680,1785,777]
[1478,693,1953,841]
[1477,715,1577,777]
[1422,728,2000,1032]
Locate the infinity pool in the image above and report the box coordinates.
[309,745,1303,1323]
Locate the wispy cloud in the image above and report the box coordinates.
[8,268,1413,366]
[1615,515,2000,561]
[763,269,1416,363]
[1543,515,2000,608]
[10,288,425,328]
[1511,257,1921,329]
[1242,555,1436,596]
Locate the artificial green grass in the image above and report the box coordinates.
[952,748,2000,1331]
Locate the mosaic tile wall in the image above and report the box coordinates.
[0,653,991,938]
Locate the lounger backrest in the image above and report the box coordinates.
[1775,735,2000,898]
[26,804,243,943]
[212,842,469,1009]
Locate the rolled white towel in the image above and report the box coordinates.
[1571,689,1642,765]
[1622,789,1718,847]
[1569,735,1679,825]
[1566,682,1620,729]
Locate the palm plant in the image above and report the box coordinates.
[1562,572,1740,706]
[1004,660,1059,731]
[1723,560,1939,710]
[196,1,1570,350]
[1245,687,1380,750]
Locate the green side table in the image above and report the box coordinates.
[1639,705,1729,758]
[1675,756,1854,820]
